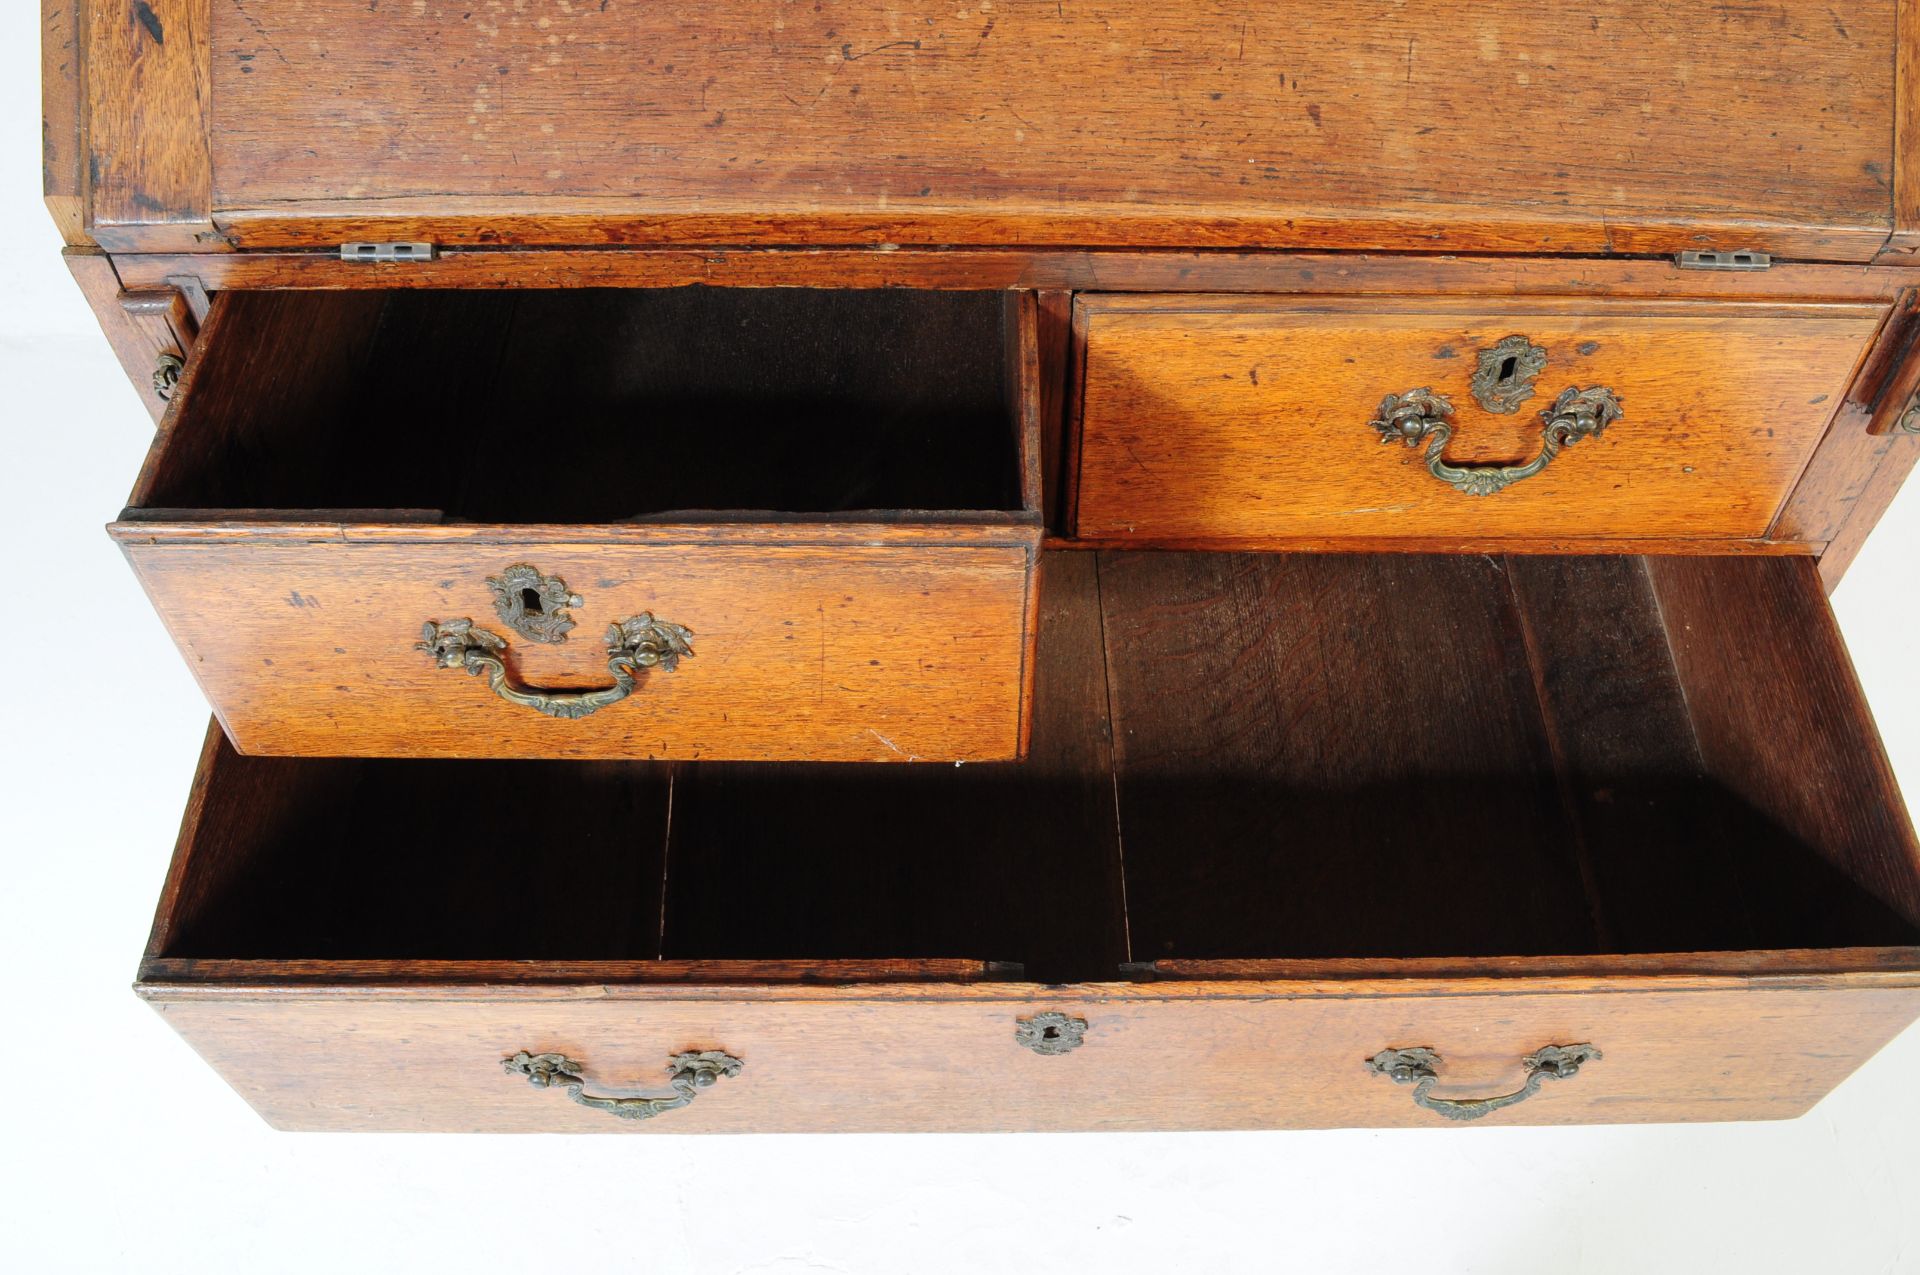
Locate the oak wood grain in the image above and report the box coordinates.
[85,0,218,251]
[42,0,86,243]
[1097,551,1599,961]
[1884,0,1920,260]
[1772,287,1920,585]
[132,548,1920,1131]
[203,0,1895,259]
[1033,290,1074,531]
[62,247,186,422]
[136,715,1920,1134]
[113,286,1042,761]
[1508,556,1920,953]
[138,981,1920,1131]
[118,537,1034,761]
[1073,296,1885,542]
[141,949,1920,990]
[1043,535,1816,557]
[660,554,1125,983]
[1814,433,1920,588]
[1647,555,1920,926]
[108,250,1920,302]
[128,288,1030,520]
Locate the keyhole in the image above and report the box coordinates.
[1042,1025,1060,1040]
[521,587,543,615]
[1497,355,1518,383]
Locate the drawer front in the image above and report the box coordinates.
[1072,297,1886,543]
[119,534,1034,761]
[144,978,1920,1132]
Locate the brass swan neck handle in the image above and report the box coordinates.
[1367,1044,1600,1121]
[503,1050,743,1121]
[418,613,693,720]
[1371,385,1622,496]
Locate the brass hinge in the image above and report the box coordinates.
[339,242,436,263]
[1675,249,1771,271]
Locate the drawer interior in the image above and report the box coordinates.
[130,287,1029,522]
[147,553,1920,985]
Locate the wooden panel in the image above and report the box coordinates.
[42,0,86,243]
[1097,552,1598,961]
[1096,551,1920,960]
[139,977,1920,1131]
[205,0,1894,257]
[1775,293,1918,565]
[117,535,1033,761]
[126,287,1028,520]
[63,248,184,422]
[106,285,1039,761]
[1772,286,1920,584]
[1815,434,1920,587]
[1073,297,1884,543]
[1884,0,1920,260]
[662,554,1125,982]
[1647,555,1920,926]
[1507,557,1920,953]
[128,551,1920,1130]
[109,250,1920,303]
[85,0,217,251]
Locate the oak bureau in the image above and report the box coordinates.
[46,0,1920,1131]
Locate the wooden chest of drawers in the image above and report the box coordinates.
[48,0,1920,1131]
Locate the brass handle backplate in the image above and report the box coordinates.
[1371,384,1622,496]
[152,352,185,401]
[503,1049,742,1121]
[418,613,693,719]
[1367,1043,1600,1121]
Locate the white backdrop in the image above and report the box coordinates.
[5,19,1919,1273]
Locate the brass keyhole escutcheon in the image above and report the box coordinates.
[488,563,583,644]
[1016,1012,1088,1055]
[1469,334,1548,414]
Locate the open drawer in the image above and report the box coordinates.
[111,288,1045,762]
[137,552,1920,1132]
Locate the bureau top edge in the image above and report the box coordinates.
[46,0,1920,262]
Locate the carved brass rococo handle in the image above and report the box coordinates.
[418,613,694,719]
[1367,1043,1600,1121]
[1371,385,1623,496]
[504,1050,743,1121]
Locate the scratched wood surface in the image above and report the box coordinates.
[195,0,1897,257]
[86,0,218,251]
[42,0,86,243]
[94,254,1919,568]
[1072,296,1887,542]
[136,982,1920,1131]
[110,250,1920,301]
[133,551,1920,1130]
[113,287,1040,761]
[62,248,188,421]
[1883,0,1920,260]
[117,537,1035,761]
